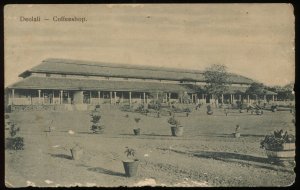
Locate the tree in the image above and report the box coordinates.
[203,64,230,103]
[245,82,266,98]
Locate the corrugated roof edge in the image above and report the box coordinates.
[20,58,255,84]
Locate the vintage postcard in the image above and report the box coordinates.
[4,4,295,187]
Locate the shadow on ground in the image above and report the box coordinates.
[50,153,72,160]
[87,167,125,177]
[192,151,294,173]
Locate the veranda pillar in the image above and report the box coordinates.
[114,91,117,104]
[143,92,146,104]
[110,92,112,104]
[11,89,15,105]
[221,94,224,104]
[38,90,41,104]
[98,91,101,104]
[60,90,63,104]
[129,91,132,106]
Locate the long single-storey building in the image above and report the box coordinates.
[5,58,277,110]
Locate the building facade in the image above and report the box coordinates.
[6,58,277,110]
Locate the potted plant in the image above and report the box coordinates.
[260,129,295,162]
[70,143,83,160]
[207,105,213,115]
[271,105,277,112]
[167,116,183,137]
[122,147,139,177]
[90,111,104,134]
[133,117,141,135]
[233,125,240,138]
[95,104,101,112]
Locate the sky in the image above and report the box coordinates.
[4,4,295,87]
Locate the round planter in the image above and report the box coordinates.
[122,159,139,177]
[207,111,213,115]
[265,143,295,162]
[70,148,83,160]
[133,128,140,135]
[233,132,240,138]
[170,126,184,137]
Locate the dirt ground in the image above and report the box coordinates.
[5,105,296,187]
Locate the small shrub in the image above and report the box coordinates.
[6,137,24,150]
[90,111,104,133]
[9,123,20,137]
[167,116,181,127]
[124,147,136,160]
[134,117,141,124]
[6,122,24,150]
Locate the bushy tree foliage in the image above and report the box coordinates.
[245,82,266,96]
[203,64,230,99]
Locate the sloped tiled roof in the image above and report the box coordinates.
[19,58,255,84]
[8,76,195,93]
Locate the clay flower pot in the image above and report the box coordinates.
[265,143,295,162]
[233,132,240,138]
[70,146,83,160]
[122,159,139,177]
[170,126,184,137]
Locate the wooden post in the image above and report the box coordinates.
[239,94,241,101]
[114,91,117,104]
[129,91,132,106]
[121,92,124,103]
[143,92,146,104]
[156,92,159,100]
[272,95,274,102]
[247,95,250,104]
[169,93,171,102]
[264,95,266,103]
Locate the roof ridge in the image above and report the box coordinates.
[42,58,205,75]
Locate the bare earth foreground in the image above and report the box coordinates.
[5,105,295,187]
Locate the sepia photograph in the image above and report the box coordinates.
[4,4,295,187]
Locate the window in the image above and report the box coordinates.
[46,73,51,77]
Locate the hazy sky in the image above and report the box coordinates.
[4,4,294,87]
